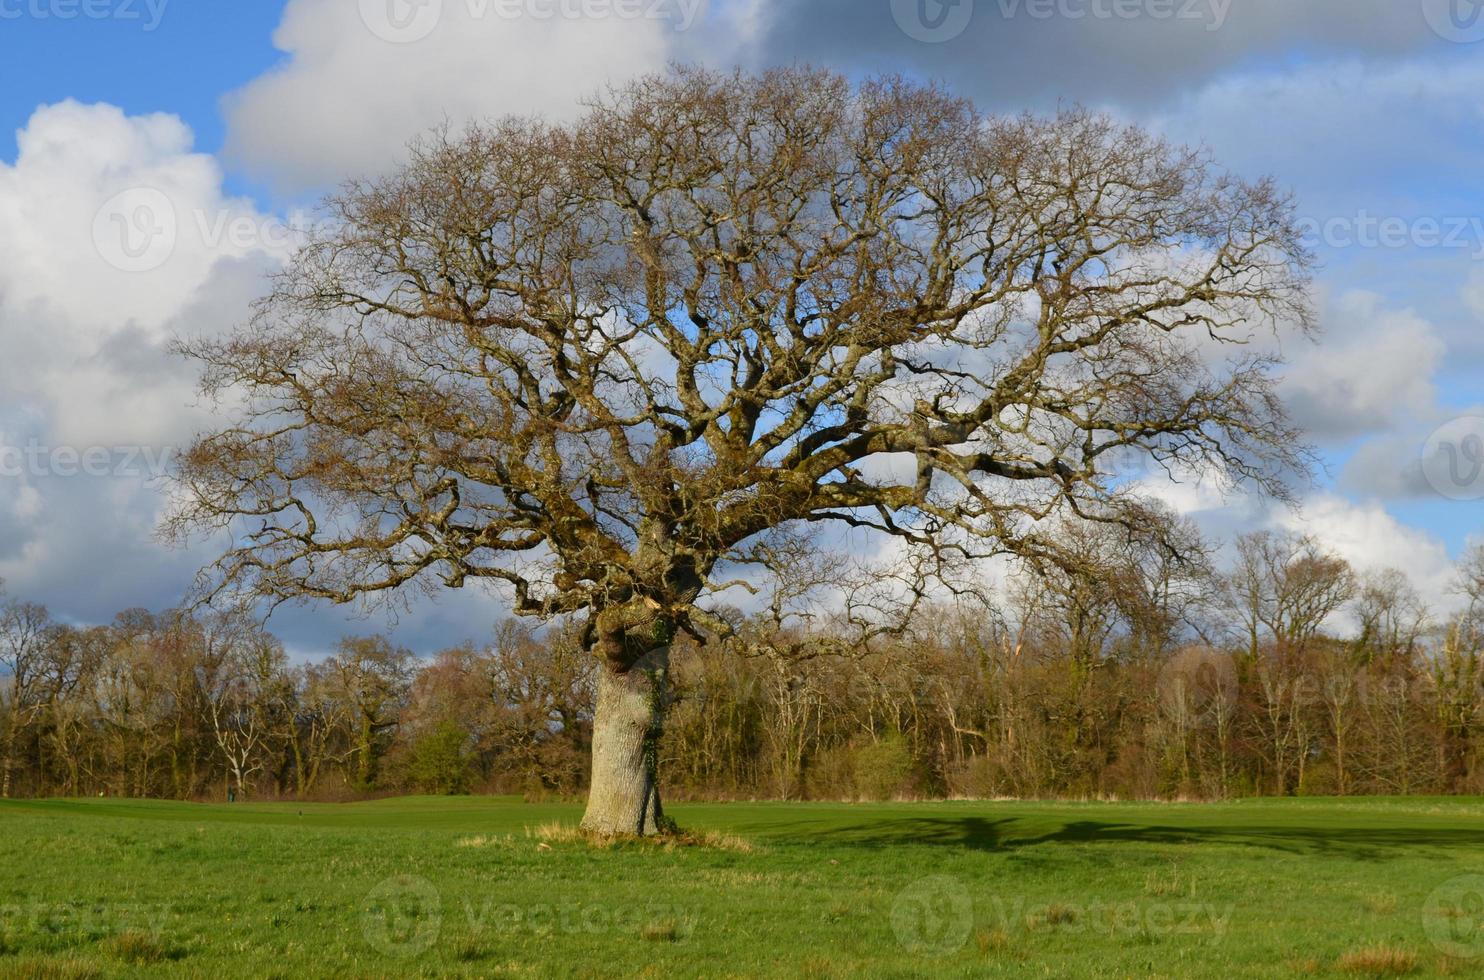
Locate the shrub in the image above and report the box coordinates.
[852,733,914,802]
[407,720,474,794]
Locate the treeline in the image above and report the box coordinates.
[2,529,1483,802]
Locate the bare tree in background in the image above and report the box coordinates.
[1353,568,1430,663]
[0,584,53,799]
[1435,544,1484,787]
[195,612,287,801]
[167,67,1312,834]
[1225,532,1354,658]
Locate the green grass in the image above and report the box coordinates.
[2,795,1484,977]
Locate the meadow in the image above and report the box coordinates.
[1,796,1483,978]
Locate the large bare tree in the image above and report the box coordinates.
[167,67,1312,834]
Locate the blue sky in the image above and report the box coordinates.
[0,0,1481,655]
[0,3,280,159]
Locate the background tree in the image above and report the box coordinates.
[167,67,1312,834]
[1224,532,1355,658]
[1434,544,1484,788]
[197,613,287,801]
[325,636,413,791]
[1353,568,1429,664]
[0,586,52,799]
[4,540,1484,800]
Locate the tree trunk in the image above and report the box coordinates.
[581,652,670,836]
[1,724,13,799]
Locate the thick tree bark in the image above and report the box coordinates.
[580,650,670,836]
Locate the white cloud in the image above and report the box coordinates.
[222,0,682,191]
[1282,291,1444,443]
[6,12,1480,648]
[0,102,286,620]
[1337,435,1436,501]
[1137,462,1461,613]
[1275,494,1457,602]
[1145,57,1484,365]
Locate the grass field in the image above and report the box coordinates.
[2,796,1484,978]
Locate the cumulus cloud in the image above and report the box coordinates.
[1146,56,1484,381]
[1277,494,1460,605]
[1337,436,1438,502]
[1137,464,1462,615]
[222,0,688,191]
[0,102,285,623]
[0,99,565,653]
[7,0,1481,649]
[1282,291,1444,443]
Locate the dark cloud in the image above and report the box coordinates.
[708,0,1449,110]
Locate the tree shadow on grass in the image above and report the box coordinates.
[769,815,1484,860]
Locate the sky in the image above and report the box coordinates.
[0,0,1481,656]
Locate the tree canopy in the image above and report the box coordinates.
[170,66,1312,675]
